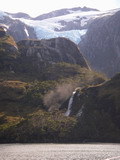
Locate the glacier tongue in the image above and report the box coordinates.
[34,28,87,44]
[18,18,87,44]
[8,8,119,44]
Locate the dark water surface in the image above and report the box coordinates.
[0,143,120,160]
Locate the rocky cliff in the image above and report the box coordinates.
[0,14,36,41]
[79,10,120,77]
[0,8,119,77]
[0,26,19,71]
[66,73,120,142]
[17,37,89,70]
[0,30,109,143]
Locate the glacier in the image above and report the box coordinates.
[1,8,119,44]
[34,27,87,44]
[15,8,117,44]
[18,18,87,44]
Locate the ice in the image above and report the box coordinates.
[35,27,87,44]
[10,8,119,44]
[0,11,8,20]
[19,18,87,44]
[24,27,29,37]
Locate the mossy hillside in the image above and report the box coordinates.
[0,112,24,131]
[0,32,109,143]
[0,62,107,142]
[69,73,120,142]
[0,110,76,143]
[0,34,17,48]
[0,28,19,71]
[0,81,27,101]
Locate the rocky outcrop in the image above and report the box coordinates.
[79,10,120,77]
[0,27,19,71]
[8,20,36,42]
[0,16,36,42]
[67,73,120,142]
[17,37,89,73]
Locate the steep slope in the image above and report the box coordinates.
[0,26,19,71]
[80,10,120,77]
[0,12,36,41]
[1,8,117,44]
[0,31,107,143]
[16,37,89,75]
[67,73,120,142]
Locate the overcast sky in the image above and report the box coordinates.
[1,0,120,17]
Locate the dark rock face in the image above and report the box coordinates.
[79,11,120,77]
[0,17,37,42]
[68,73,120,142]
[17,37,89,72]
[1,8,120,78]
[8,20,36,42]
[0,27,19,71]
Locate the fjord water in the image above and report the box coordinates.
[0,144,120,160]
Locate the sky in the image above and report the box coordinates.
[1,0,120,17]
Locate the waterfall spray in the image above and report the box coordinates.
[65,90,76,116]
[76,105,84,117]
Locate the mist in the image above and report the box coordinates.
[43,83,78,110]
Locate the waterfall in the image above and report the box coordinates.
[76,105,84,118]
[65,90,76,116]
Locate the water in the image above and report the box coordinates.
[0,143,120,160]
[65,90,76,116]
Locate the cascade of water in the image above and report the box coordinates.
[65,90,76,116]
[76,105,84,118]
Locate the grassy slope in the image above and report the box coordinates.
[70,73,120,142]
[0,30,108,142]
[0,62,107,142]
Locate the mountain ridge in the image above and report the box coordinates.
[0,28,109,143]
[0,8,120,143]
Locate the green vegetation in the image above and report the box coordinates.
[0,29,19,71]
[0,61,107,142]
[0,110,76,143]
[2,30,119,143]
[68,73,120,142]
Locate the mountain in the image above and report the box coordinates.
[79,10,120,77]
[0,7,120,77]
[65,73,120,142]
[0,28,107,143]
[7,12,31,19]
[16,37,89,74]
[0,11,36,42]
[34,7,99,20]
[0,26,19,71]
[0,8,120,143]
[0,7,116,44]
